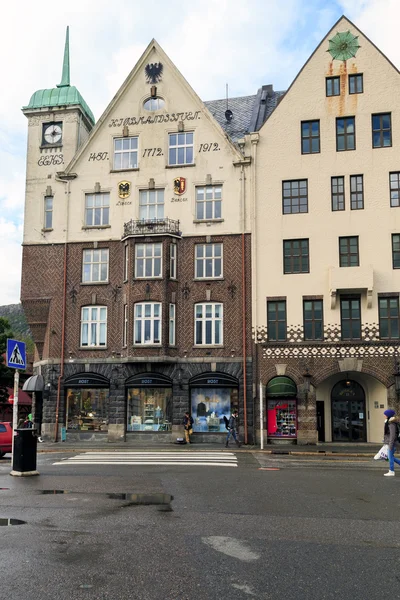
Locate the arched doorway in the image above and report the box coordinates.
[331,380,366,442]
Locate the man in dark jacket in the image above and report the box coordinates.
[383,409,400,476]
[225,410,241,448]
[183,412,194,444]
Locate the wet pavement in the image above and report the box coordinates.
[0,449,398,599]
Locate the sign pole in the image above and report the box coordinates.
[11,369,19,457]
[259,381,264,450]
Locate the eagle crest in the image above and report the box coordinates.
[145,62,163,84]
[118,181,131,199]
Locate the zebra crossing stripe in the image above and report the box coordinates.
[53,451,238,467]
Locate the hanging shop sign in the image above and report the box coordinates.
[125,373,172,388]
[64,373,110,388]
[189,372,239,388]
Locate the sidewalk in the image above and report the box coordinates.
[37,441,383,457]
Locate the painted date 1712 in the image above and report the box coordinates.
[198,143,220,152]
[143,148,163,157]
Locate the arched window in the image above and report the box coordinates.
[143,97,165,111]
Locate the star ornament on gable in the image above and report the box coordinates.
[327,30,360,61]
[145,62,163,84]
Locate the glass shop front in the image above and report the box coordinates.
[266,376,298,440]
[65,373,110,432]
[126,373,172,433]
[190,373,239,433]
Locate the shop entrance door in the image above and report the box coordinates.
[331,380,366,442]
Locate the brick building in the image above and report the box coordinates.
[20,30,278,443]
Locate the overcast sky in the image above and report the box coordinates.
[1,0,399,305]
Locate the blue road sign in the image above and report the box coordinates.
[6,339,26,370]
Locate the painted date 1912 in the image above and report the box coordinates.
[143,148,163,157]
[199,143,220,152]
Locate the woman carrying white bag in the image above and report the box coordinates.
[374,444,389,461]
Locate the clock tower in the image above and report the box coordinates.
[22,26,95,244]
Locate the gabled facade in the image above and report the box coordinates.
[252,16,400,444]
[21,32,257,443]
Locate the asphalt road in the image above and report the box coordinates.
[0,450,399,600]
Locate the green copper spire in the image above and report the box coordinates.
[23,25,95,126]
[57,26,70,88]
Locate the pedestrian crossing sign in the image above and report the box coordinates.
[6,339,26,370]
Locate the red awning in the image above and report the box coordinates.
[6,388,32,406]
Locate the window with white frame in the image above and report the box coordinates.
[82,249,109,283]
[81,306,107,347]
[195,186,222,220]
[195,244,222,278]
[44,195,53,229]
[168,132,193,165]
[123,304,128,347]
[135,243,162,278]
[134,302,161,345]
[139,189,164,220]
[124,244,129,281]
[195,303,223,346]
[169,304,176,346]
[84,193,110,227]
[113,137,138,170]
[170,243,177,279]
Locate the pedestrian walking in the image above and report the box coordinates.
[225,409,241,448]
[383,409,400,476]
[21,414,33,429]
[183,411,194,444]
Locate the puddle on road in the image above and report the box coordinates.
[107,493,173,505]
[0,518,26,526]
[36,490,173,509]
[0,488,10,490]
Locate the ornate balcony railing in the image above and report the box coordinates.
[122,218,181,239]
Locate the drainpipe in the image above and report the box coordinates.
[240,163,248,445]
[250,133,259,444]
[54,177,71,442]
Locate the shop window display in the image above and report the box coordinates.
[191,387,238,433]
[66,388,109,431]
[127,387,172,432]
[267,400,297,438]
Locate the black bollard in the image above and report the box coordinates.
[10,429,39,477]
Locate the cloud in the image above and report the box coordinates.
[0,218,23,305]
[338,0,400,67]
[0,0,399,306]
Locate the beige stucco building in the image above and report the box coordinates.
[251,16,400,444]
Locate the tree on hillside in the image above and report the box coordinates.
[0,317,15,403]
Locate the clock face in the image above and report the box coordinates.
[43,123,62,145]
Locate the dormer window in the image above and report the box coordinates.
[143,97,165,111]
